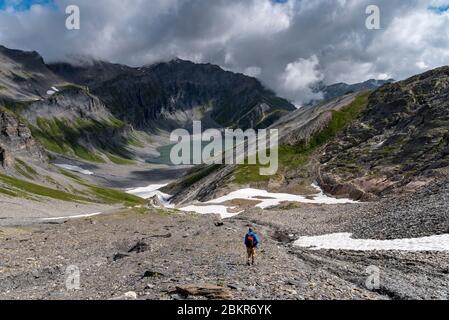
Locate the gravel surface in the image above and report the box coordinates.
[0,209,383,300]
[0,196,117,227]
[0,175,449,299]
[1,177,449,300]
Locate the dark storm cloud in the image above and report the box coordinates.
[1,0,448,105]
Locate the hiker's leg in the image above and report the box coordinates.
[246,248,251,265]
[252,249,256,265]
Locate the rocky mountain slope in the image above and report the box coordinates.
[316,79,394,102]
[318,66,449,200]
[305,78,394,107]
[0,45,64,101]
[0,46,140,165]
[50,59,296,131]
[0,109,46,168]
[2,43,448,210]
[1,44,295,168]
[0,44,296,219]
[166,93,363,205]
[22,85,137,162]
[168,66,449,204]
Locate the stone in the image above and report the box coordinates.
[128,240,149,254]
[110,291,138,300]
[145,284,155,290]
[176,284,233,300]
[112,252,130,262]
[124,291,137,300]
[142,270,164,279]
[146,196,163,208]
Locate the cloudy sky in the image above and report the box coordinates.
[0,0,449,104]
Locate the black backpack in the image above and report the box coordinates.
[246,234,256,248]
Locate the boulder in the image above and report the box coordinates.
[146,195,163,208]
[128,240,149,253]
[175,284,233,300]
[112,252,130,262]
[110,291,138,300]
[142,270,164,279]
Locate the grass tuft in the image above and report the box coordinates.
[0,187,18,197]
[86,185,145,206]
[14,159,38,180]
[106,153,136,165]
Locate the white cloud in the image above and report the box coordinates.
[366,8,449,80]
[243,66,262,77]
[0,0,448,104]
[279,55,324,106]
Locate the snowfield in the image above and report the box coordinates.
[206,184,357,209]
[126,183,356,219]
[126,184,173,207]
[178,205,243,219]
[294,233,449,252]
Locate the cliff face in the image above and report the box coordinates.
[22,86,111,123]
[20,86,134,160]
[0,110,45,168]
[318,67,449,199]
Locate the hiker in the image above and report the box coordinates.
[244,228,260,266]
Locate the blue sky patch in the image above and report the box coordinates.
[0,0,55,11]
[428,4,449,13]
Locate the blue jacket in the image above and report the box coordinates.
[244,232,260,248]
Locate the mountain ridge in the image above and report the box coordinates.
[307,78,394,106]
[49,57,296,131]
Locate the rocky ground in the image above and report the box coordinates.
[1,179,448,300]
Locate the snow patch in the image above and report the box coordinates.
[54,164,94,175]
[46,86,60,96]
[41,212,103,221]
[178,205,243,219]
[206,184,357,209]
[126,184,173,207]
[294,233,449,252]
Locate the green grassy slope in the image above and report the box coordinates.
[28,117,138,163]
[0,173,145,206]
